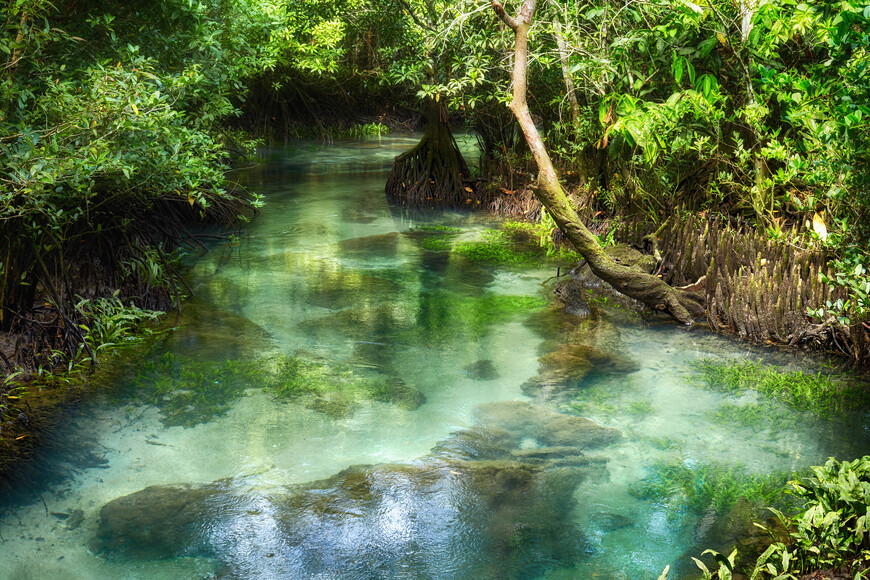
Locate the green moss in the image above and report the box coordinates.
[454,229,540,265]
[411,224,463,233]
[629,461,792,516]
[690,358,868,418]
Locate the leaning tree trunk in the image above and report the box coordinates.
[490,0,705,324]
[385,98,470,204]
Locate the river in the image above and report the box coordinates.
[1,134,868,579]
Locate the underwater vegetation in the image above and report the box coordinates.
[130,351,426,426]
[266,353,425,415]
[691,359,869,418]
[629,461,793,517]
[133,353,262,427]
[409,221,578,266]
[408,290,548,345]
[564,379,652,420]
[705,401,798,431]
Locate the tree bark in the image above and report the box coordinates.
[490,0,705,324]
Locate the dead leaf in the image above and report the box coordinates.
[464,187,473,193]
[812,211,827,241]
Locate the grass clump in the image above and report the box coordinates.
[691,359,868,418]
[750,456,870,579]
[629,461,792,517]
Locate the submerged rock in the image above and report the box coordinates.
[94,460,592,578]
[521,343,639,403]
[474,401,622,449]
[93,401,621,578]
[464,359,500,381]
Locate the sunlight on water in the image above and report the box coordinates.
[1,134,868,580]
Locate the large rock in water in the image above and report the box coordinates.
[521,342,640,403]
[93,402,621,579]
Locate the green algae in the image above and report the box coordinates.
[409,222,576,266]
[128,349,427,426]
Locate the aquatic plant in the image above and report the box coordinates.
[659,549,738,580]
[265,354,426,415]
[134,353,263,427]
[502,219,581,261]
[75,292,163,358]
[266,355,335,399]
[629,461,792,517]
[453,229,540,266]
[411,224,463,233]
[691,359,868,418]
[706,401,798,431]
[626,400,657,418]
[417,291,548,344]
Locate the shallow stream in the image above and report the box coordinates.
[2,135,869,579]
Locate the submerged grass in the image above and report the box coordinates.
[706,401,798,430]
[690,358,868,418]
[454,229,539,266]
[629,461,793,517]
[134,352,262,427]
[131,349,428,426]
[412,289,548,345]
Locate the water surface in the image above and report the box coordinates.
[1,134,868,580]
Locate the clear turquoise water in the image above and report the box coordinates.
[1,134,868,580]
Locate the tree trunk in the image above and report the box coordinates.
[385,98,470,204]
[553,22,581,131]
[490,0,705,324]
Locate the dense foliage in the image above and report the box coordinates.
[0,0,279,368]
[4,0,869,368]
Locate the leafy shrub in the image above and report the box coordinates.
[752,457,870,579]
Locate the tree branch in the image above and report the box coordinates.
[489,0,518,31]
